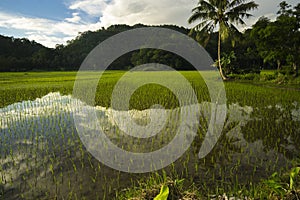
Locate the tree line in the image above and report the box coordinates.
[189,0,299,79]
[0,1,299,76]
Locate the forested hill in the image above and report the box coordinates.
[1,2,299,74]
[0,24,193,72]
[55,24,192,71]
[0,35,53,71]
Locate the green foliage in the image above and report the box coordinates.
[289,167,300,190]
[131,48,194,70]
[225,30,262,74]
[260,73,277,81]
[229,73,260,81]
[0,2,300,75]
[214,51,237,75]
[188,0,258,79]
[275,73,290,84]
[1,71,300,199]
[250,2,300,72]
[154,185,169,200]
[278,66,296,76]
[0,35,54,71]
[263,172,287,197]
[0,24,191,72]
[262,167,300,198]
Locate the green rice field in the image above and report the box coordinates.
[0,71,300,199]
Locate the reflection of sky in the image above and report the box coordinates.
[1,92,299,144]
[0,0,298,47]
[1,92,299,127]
[0,92,299,184]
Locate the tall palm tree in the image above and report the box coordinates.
[188,0,258,80]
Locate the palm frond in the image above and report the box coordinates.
[229,1,259,15]
[191,20,215,33]
[189,12,209,24]
[195,29,212,47]
[191,20,209,31]
[237,17,246,25]
[229,23,241,33]
[188,0,258,46]
[198,0,217,12]
[226,12,252,24]
[227,0,247,9]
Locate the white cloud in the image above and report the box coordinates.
[1,0,299,47]
[65,12,82,23]
[0,11,102,47]
[27,34,74,48]
[68,0,108,16]
[0,0,199,47]
[98,0,198,27]
[0,12,54,33]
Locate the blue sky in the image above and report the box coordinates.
[0,0,67,20]
[0,0,298,48]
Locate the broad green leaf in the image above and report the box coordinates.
[290,167,300,190]
[154,185,169,200]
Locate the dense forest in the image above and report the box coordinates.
[0,1,299,75]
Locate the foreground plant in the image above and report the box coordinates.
[154,185,169,200]
[119,174,201,200]
[263,167,300,199]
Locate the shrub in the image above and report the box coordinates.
[277,66,295,76]
[275,73,289,84]
[230,73,260,81]
[260,74,276,81]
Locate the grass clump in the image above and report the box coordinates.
[118,173,202,200]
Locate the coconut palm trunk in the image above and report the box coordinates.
[218,30,227,80]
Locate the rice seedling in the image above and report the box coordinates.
[0,71,299,199]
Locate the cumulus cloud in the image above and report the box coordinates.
[98,0,198,27]
[0,0,199,47]
[26,34,74,48]
[65,12,82,23]
[0,11,102,47]
[68,0,108,16]
[0,12,54,33]
[66,0,199,27]
[2,0,298,47]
